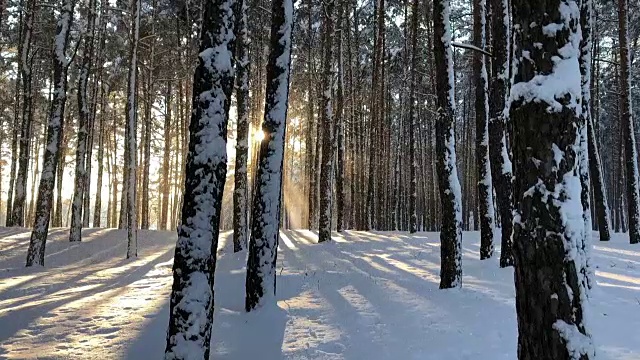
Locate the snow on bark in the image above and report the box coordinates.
[510,0,595,358]
[408,0,419,234]
[70,0,97,243]
[616,0,640,244]
[489,0,514,267]
[164,0,236,358]
[11,0,36,227]
[318,0,336,243]
[25,0,75,267]
[233,0,249,253]
[434,0,463,289]
[474,0,495,260]
[125,0,140,259]
[245,0,294,311]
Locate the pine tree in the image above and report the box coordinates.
[489,0,514,267]
[11,0,36,227]
[616,0,640,244]
[245,0,294,311]
[474,0,495,259]
[510,0,595,358]
[433,0,462,289]
[125,0,140,258]
[70,0,98,242]
[232,0,249,252]
[25,0,75,266]
[408,0,419,234]
[318,0,335,243]
[164,0,236,357]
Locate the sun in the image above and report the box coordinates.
[254,129,265,142]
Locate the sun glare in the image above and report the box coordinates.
[254,129,265,142]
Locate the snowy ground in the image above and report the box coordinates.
[0,227,638,359]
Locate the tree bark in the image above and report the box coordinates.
[489,0,514,267]
[70,0,97,242]
[164,0,236,357]
[510,0,595,358]
[616,0,640,244]
[245,0,294,311]
[433,0,463,289]
[474,0,495,259]
[125,0,140,257]
[233,0,249,252]
[318,0,336,243]
[26,0,75,266]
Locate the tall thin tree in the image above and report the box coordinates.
[318,0,336,243]
[233,0,249,252]
[164,0,236,357]
[474,0,495,259]
[433,0,463,288]
[125,0,140,257]
[489,0,514,267]
[25,0,75,266]
[245,0,294,311]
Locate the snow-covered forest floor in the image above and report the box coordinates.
[0,228,638,359]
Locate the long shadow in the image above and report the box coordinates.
[282,230,518,358]
[0,246,176,352]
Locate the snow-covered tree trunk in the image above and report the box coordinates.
[164,0,236,357]
[318,0,335,243]
[25,0,75,266]
[233,0,249,252]
[11,0,36,227]
[408,0,419,234]
[473,0,495,259]
[335,0,345,233]
[433,0,463,289]
[94,85,107,227]
[489,0,514,267]
[160,81,172,231]
[616,0,640,244]
[125,0,140,258]
[70,0,97,242]
[510,0,595,358]
[245,0,293,311]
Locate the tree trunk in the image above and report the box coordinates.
[125,0,140,257]
[245,0,294,311]
[70,0,97,242]
[164,0,236,357]
[233,0,249,252]
[474,0,495,259]
[489,0,514,267]
[616,0,640,244]
[161,81,172,230]
[433,0,463,289]
[12,0,35,227]
[510,0,595,358]
[318,0,336,243]
[408,0,419,234]
[335,0,345,233]
[26,0,75,266]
